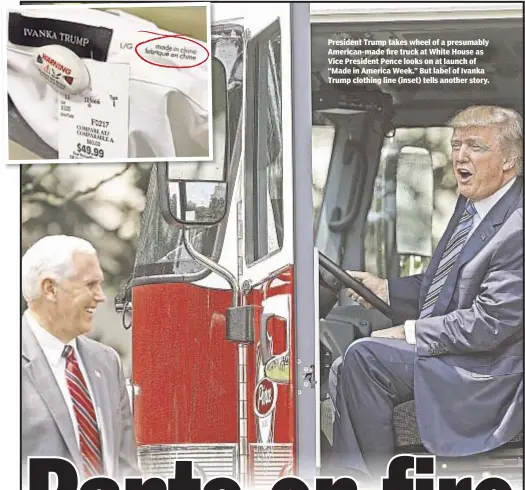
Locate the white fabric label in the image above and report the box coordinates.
[58,60,129,159]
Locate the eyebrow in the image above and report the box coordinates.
[451,137,490,147]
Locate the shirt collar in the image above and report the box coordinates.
[471,177,516,221]
[25,310,77,368]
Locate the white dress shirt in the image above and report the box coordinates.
[401,177,517,344]
[25,310,113,476]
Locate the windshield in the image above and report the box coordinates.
[365,126,456,278]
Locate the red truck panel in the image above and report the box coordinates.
[132,282,237,445]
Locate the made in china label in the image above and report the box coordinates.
[58,61,129,160]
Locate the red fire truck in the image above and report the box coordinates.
[116,3,523,487]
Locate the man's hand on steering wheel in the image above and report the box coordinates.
[345,271,389,309]
[318,251,393,317]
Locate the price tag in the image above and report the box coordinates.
[58,60,129,160]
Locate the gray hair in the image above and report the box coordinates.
[449,105,523,175]
[22,235,97,302]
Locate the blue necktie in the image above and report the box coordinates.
[419,201,477,319]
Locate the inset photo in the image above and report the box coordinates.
[6,2,212,163]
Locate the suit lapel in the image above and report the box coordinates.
[22,317,83,468]
[432,178,523,316]
[77,337,116,472]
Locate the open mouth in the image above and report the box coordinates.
[85,307,96,315]
[457,168,473,182]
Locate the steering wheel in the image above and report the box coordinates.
[318,250,394,319]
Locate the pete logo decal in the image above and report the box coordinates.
[254,378,277,417]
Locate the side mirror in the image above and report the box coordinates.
[395,146,434,264]
[158,57,229,228]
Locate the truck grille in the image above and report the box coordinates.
[249,444,294,488]
[138,444,238,480]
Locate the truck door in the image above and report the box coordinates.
[238,4,317,486]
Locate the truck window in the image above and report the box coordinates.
[245,20,283,264]
[312,121,337,231]
[364,127,457,279]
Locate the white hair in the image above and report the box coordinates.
[449,105,523,175]
[22,235,97,302]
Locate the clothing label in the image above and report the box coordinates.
[8,12,113,61]
[58,61,129,160]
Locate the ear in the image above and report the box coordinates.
[502,156,516,172]
[41,278,57,302]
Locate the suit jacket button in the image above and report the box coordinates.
[481,232,487,241]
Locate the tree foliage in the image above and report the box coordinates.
[21,162,152,301]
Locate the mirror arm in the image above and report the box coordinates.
[182,229,240,307]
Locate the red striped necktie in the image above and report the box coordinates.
[63,344,105,477]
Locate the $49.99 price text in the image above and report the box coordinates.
[76,143,105,158]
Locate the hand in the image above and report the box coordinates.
[371,325,406,340]
[345,270,388,309]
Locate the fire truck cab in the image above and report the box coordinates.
[122,3,523,487]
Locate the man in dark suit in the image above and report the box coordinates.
[22,235,140,487]
[329,105,523,477]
